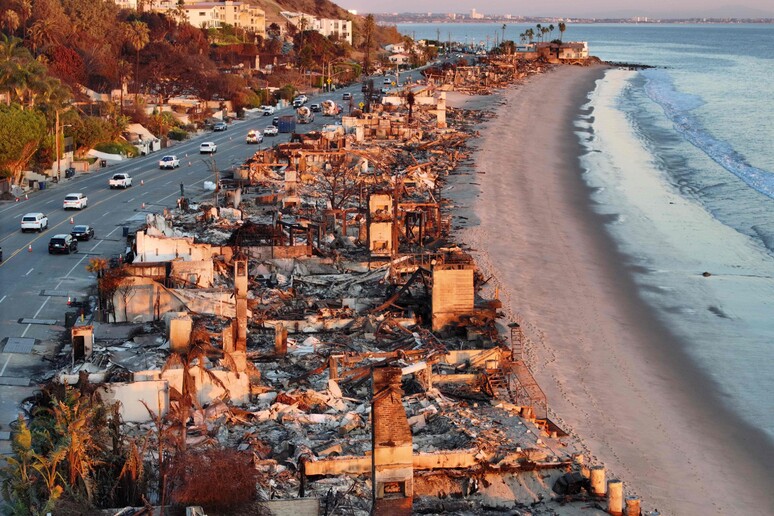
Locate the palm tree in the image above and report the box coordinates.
[29,16,63,55]
[361,14,375,75]
[559,22,567,42]
[16,0,31,41]
[123,21,150,104]
[1,9,19,36]
[549,24,555,40]
[115,59,132,115]
[501,23,506,44]
[536,24,542,42]
[526,28,535,44]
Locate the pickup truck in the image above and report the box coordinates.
[109,173,132,189]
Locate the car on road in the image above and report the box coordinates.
[159,155,180,169]
[342,92,352,100]
[213,121,228,131]
[383,77,392,84]
[70,225,95,241]
[310,103,321,113]
[272,117,279,127]
[262,105,275,115]
[380,87,389,94]
[294,95,308,105]
[199,142,217,154]
[0,245,3,262]
[20,212,48,232]
[48,234,77,254]
[109,173,132,189]
[245,130,263,144]
[263,125,278,136]
[63,192,88,210]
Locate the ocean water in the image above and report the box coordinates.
[402,23,774,442]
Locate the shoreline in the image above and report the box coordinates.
[446,66,774,514]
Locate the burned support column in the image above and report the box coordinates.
[436,92,447,129]
[607,479,623,515]
[590,465,606,496]
[371,367,413,515]
[625,497,641,516]
[232,257,248,372]
[274,323,287,356]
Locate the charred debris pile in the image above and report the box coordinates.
[44,60,624,515]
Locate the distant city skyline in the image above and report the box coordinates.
[344,1,774,19]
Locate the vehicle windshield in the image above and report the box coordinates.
[23,216,37,222]
[73,225,88,231]
[65,195,79,200]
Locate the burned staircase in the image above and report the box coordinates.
[484,324,549,426]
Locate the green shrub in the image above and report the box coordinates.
[168,127,188,141]
[94,141,139,158]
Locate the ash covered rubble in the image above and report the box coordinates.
[50,75,613,515]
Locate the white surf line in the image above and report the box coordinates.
[20,254,88,338]
[25,268,34,276]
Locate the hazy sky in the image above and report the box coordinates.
[344,1,774,18]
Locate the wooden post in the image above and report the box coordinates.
[625,497,641,516]
[607,479,623,515]
[590,465,606,496]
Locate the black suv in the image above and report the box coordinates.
[48,234,78,254]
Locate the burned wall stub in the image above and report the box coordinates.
[371,367,413,515]
[232,257,248,372]
[431,264,475,332]
[367,192,395,258]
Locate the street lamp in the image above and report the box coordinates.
[56,122,73,182]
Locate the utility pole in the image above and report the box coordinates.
[55,110,61,181]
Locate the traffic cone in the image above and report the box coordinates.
[140,179,144,186]
[25,194,28,200]
[67,295,71,305]
[141,202,145,209]
[70,217,74,224]
[27,244,32,252]
[188,161,192,167]
[15,197,19,202]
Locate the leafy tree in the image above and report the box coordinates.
[0,415,64,515]
[46,45,87,87]
[0,104,46,183]
[267,22,281,40]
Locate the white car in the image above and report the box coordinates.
[262,105,275,115]
[246,130,263,144]
[159,155,180,169]
[20,212,48,232]
[109,173,132,189]
[200,142,217,154]
[63,193,88,210]
[263,125,278,136]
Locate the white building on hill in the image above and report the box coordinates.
[280,11,352,45]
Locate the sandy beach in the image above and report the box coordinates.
[446,66,774,515]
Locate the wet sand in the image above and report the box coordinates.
[446,66,774,515]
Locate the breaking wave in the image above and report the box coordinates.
[641,68,774,200]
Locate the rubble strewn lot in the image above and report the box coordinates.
[28,57,622,515]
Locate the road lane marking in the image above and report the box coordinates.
[0,295,6,304]
[106,227,121,237]
[21,254,88,337]
[25,268,34,276]
[0,355,11,376]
